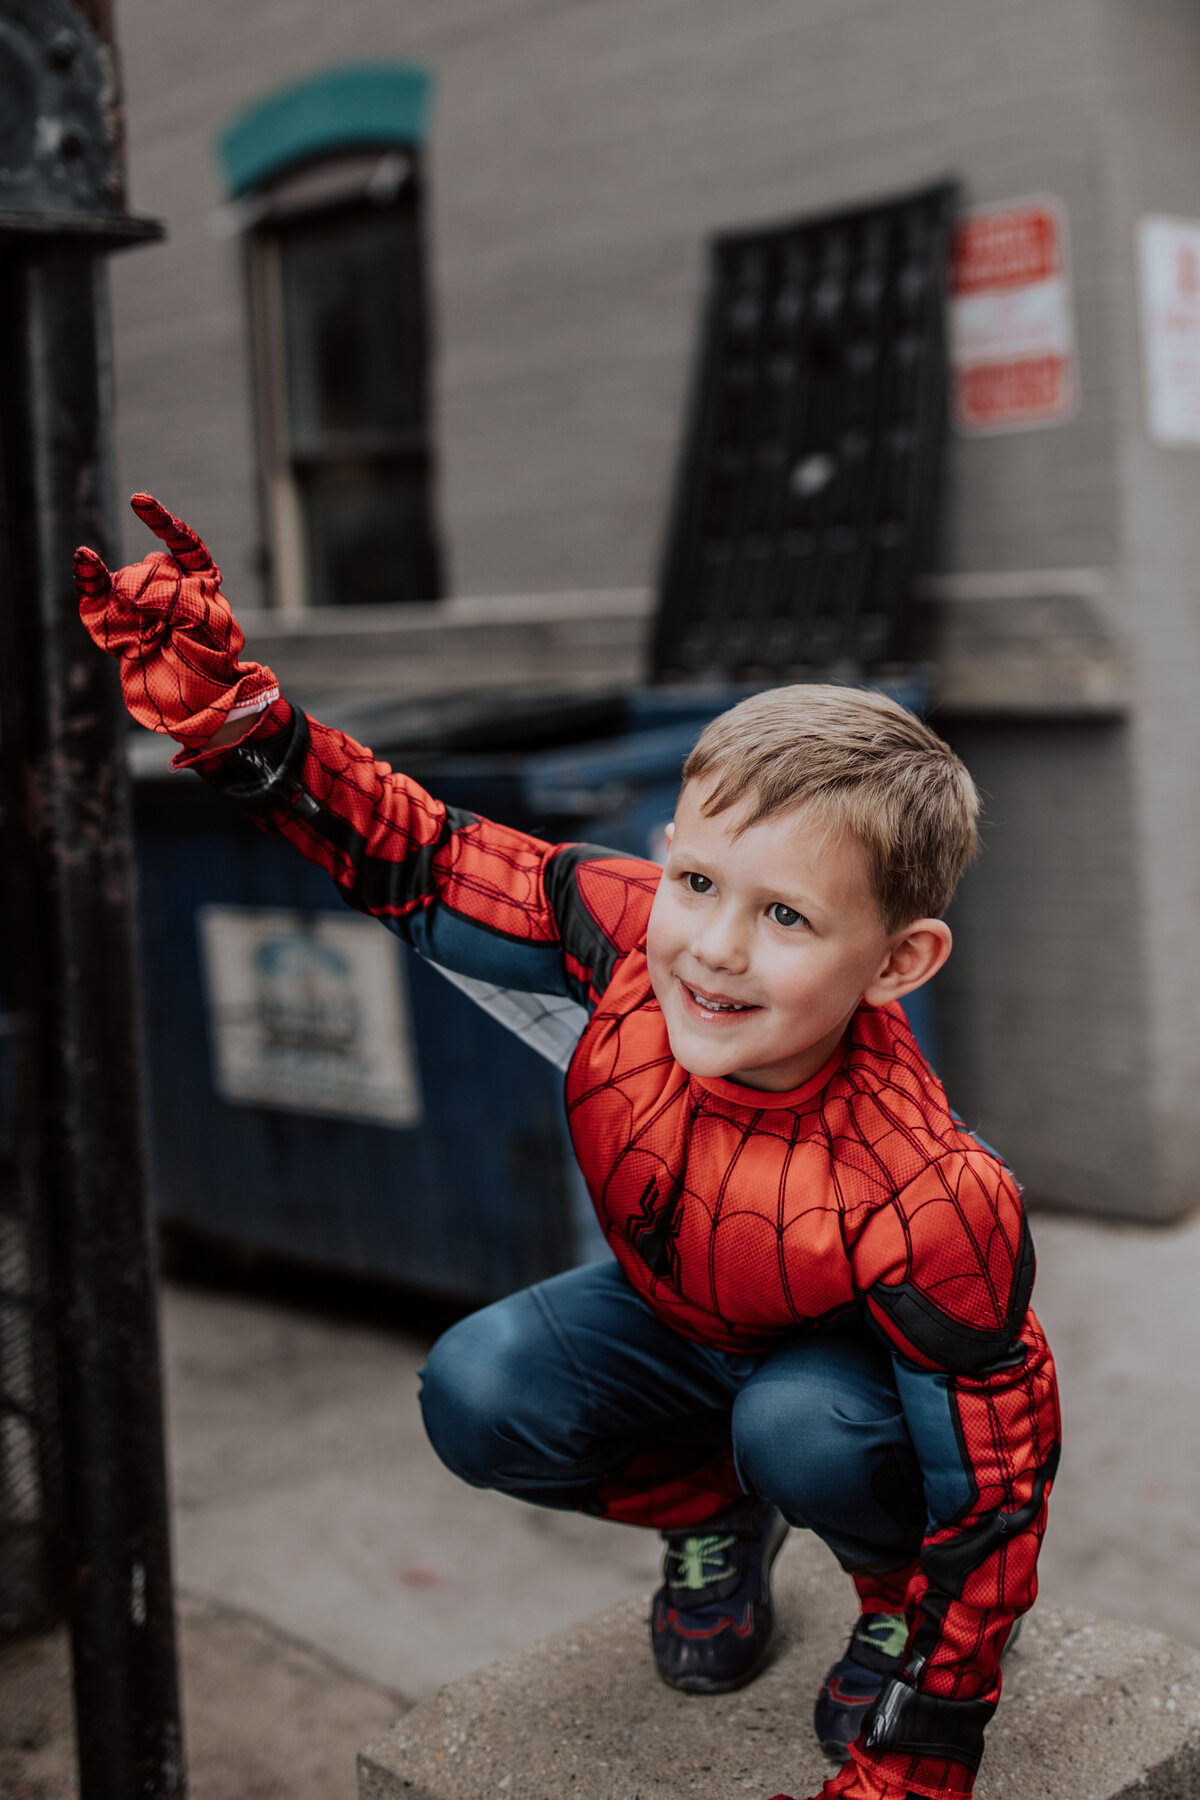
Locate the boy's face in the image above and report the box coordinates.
[646,782,942,1093]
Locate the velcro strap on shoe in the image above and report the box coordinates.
[863,1677,995,1771]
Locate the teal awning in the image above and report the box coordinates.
[218,63,433,197]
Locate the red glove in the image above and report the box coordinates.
[74,493,280,753]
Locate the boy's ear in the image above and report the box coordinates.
[664,822,674,849]
[863,919,953,1007]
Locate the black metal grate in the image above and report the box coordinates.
[652,180,957,681]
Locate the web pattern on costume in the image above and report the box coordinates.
[197,703,1061,1800]
[427,966,588,1070]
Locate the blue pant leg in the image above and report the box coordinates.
[731,1329,925,1572]
[419,1260,749,1511]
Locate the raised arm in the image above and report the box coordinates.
[193,699,660,1007]
[76,496,659,1009]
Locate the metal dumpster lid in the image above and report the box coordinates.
[651,178,958,684]
[126,686,633,779]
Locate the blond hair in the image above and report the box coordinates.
[682,685,979,931]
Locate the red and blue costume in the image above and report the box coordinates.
[75,498,1061,1800]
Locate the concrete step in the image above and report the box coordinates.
[358,1533,1200,1800]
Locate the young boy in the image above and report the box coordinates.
[76,496,1060,1800]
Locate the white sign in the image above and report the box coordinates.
[1138,216,1200,445]
[197,905,422,1127]
[948,197,1078,433]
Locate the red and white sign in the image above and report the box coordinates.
[1138,216,1200,445]
[948,198,1078,433]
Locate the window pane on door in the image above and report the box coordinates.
[298,460,438,606]
[280,208,425,448]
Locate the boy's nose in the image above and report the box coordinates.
[689,909,750,975]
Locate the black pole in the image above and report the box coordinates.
[0,4,183,1796]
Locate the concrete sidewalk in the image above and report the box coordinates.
[4,1205,1198,1798]
[1029,1209,1200,1653]
[162,1276,662,1702]
[0,1591,402,1800]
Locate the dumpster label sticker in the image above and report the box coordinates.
[1138,216,1200,445]
[197,906,422,1127]
[948,197,1078,432]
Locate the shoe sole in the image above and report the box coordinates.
[661,1512,792,1696]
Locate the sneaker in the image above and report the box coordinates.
[650,1497,790,1694]
[813,1611,908,1759]
[813,1613,1026,1760]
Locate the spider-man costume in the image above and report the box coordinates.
[76,499,1061,1800]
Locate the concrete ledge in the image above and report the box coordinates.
[915,573,1130,719]
[234,591,653,703]
[358,1535,1200,1800]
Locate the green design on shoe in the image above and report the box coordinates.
[667,1531,738,1590]
[859,1613,908,1660]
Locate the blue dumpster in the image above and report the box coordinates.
[134,746,574,1305]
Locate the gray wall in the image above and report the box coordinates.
[1100,0,1200,1212]
[938,720,1153,1214]
[111,0,1119,593]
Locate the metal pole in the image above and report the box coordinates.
[0,4,183,1796]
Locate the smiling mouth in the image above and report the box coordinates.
[682,981,760,1016]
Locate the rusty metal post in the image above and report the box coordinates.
[0,3,183,1796]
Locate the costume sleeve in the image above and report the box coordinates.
[846,1153,1061,1799]
[185,700,660,1009]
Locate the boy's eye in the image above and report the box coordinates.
[685,872,713,894]
[768,901,806,929]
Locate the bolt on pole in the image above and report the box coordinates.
[0,4,184,1797]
